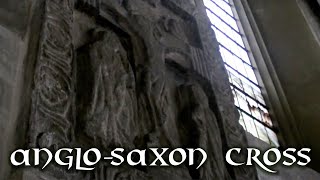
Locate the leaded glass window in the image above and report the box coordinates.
[204,0,279,146]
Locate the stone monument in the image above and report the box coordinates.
[0,0,257,179]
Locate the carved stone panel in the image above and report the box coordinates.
[17,0,258,179]
[29,0,74,149]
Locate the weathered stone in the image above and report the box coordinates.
[2,0,258,179]
[28,0,74,149]
[0,23,25,179]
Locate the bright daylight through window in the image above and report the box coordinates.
[203,0,279,146]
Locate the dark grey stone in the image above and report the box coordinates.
[1,0,258,179]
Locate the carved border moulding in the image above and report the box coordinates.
[29,0,74,148]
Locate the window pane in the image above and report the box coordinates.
[214,0,234,16]
[204,0,238,30]
[204,0,278,146]
[255,121,271,144]
[241,112,259,138]
[206,10,244,47]
[266,127,280,147]
[213,27,251,64]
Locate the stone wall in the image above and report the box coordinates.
[245,0,320,171]
[247,133,320,180]
[0,0,33,178]
[0,0,256,179]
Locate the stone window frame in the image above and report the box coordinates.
[203,0,302,147]
[230,0,304,148]
[203,0,278,146]
[296,0,320,46]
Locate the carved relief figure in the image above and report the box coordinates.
[76,29,137,150]
[162,59,232,179]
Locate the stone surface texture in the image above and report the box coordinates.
[0,0,257,179]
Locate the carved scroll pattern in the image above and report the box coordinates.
[29,0,74,148]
